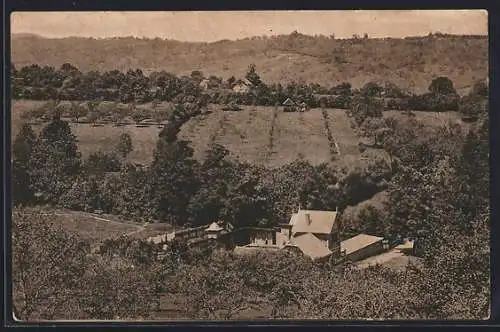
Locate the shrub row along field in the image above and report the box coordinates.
[12,100,468,168]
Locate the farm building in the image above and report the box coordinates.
[230,208,340,261]
[230,227,279,247]
[199,79,210,90]
[282,98,309,112]
[281,208,341,261]
[232,79,253,93]
[205,221,235,239]
[282,97,297,112]
[283,233,333,262]
[248,228,277,246]
[340,233,385,262]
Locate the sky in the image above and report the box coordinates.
[11,10,488,42]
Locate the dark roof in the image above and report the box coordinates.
[282,98,296,106]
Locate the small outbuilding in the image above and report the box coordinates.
[205,222,225,239]
[340,234,385,262]
[282,98,297,112]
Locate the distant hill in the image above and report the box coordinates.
[11,32,488,94]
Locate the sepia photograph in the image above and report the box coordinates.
[10,10,489,321]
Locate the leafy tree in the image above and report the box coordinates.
[131,108,148,125]
[349,95,384,126]
[178,251,260,319]
[80,254,160,320]
[116,133,133,159]
[87,110,100,126]
[459,94,486,121]
[85,150,122,175]
[69,101,88,124]
[59,62,79,74]
[428,76,456,95]
[112,105,130,127]
[360,82,383,98]
[13,208,162,320]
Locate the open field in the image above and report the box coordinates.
[270,109,331,166]
[15,207,181,245]
[28,209,142,244]
[12,100,472,168]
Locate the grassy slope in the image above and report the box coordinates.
[12,100,467,168]
[11,33,487,94]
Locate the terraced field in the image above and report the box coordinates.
[12,100,470,169]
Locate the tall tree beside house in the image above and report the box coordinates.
[187,144,233,226]
[148,121,200,224]
[220,162,270,228]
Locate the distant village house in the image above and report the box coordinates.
[232,79,253,93]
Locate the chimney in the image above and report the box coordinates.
[305,213,311,225]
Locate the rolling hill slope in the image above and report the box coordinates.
[11,33,487,94]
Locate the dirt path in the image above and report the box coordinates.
[124,222,149,236]
[34,211,144,231]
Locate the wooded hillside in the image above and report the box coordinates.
[11,33,488,94]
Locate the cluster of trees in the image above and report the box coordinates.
[13,63,486,115]
[12,208,162,320]
[21,99,192,127]
[12,63,203,103]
